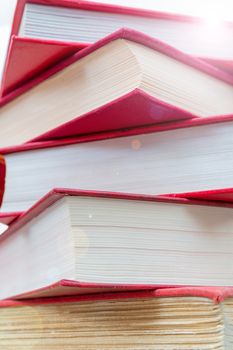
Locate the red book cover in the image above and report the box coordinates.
[0,213,18,226]
[1,114,233,156]
[2,187,233,299]
[1,28,233,146]
[2,0,233,96]
[1,36,85,97]
[2,286,233,305]
[170,189,233,204]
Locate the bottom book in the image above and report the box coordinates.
[1,287,233,349]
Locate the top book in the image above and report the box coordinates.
[2,0,233,95]
[18,0,233,60]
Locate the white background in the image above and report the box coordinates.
[0,0,233,78]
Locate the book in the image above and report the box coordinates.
[1,188,233,300]
[2,117,233,215]
[1,287,233,348]
[2,0,233,95]
[1,29,233,149]
[0,155,5,208]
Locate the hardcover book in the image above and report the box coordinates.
[1,189,233,300]
[2,0,233,95]
[0,29,233,148]
[2,117,233,215]
[1,287,233,349]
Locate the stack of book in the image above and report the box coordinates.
[0,0,233,348]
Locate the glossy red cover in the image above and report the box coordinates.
[13,279,175,300]
[0,212,19,225]
[2,287,233,305]
[31,90,199,142]
[1,36,86,96]
[2,0,233,96]
[1,28,233,144]
[170,189,233,204]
